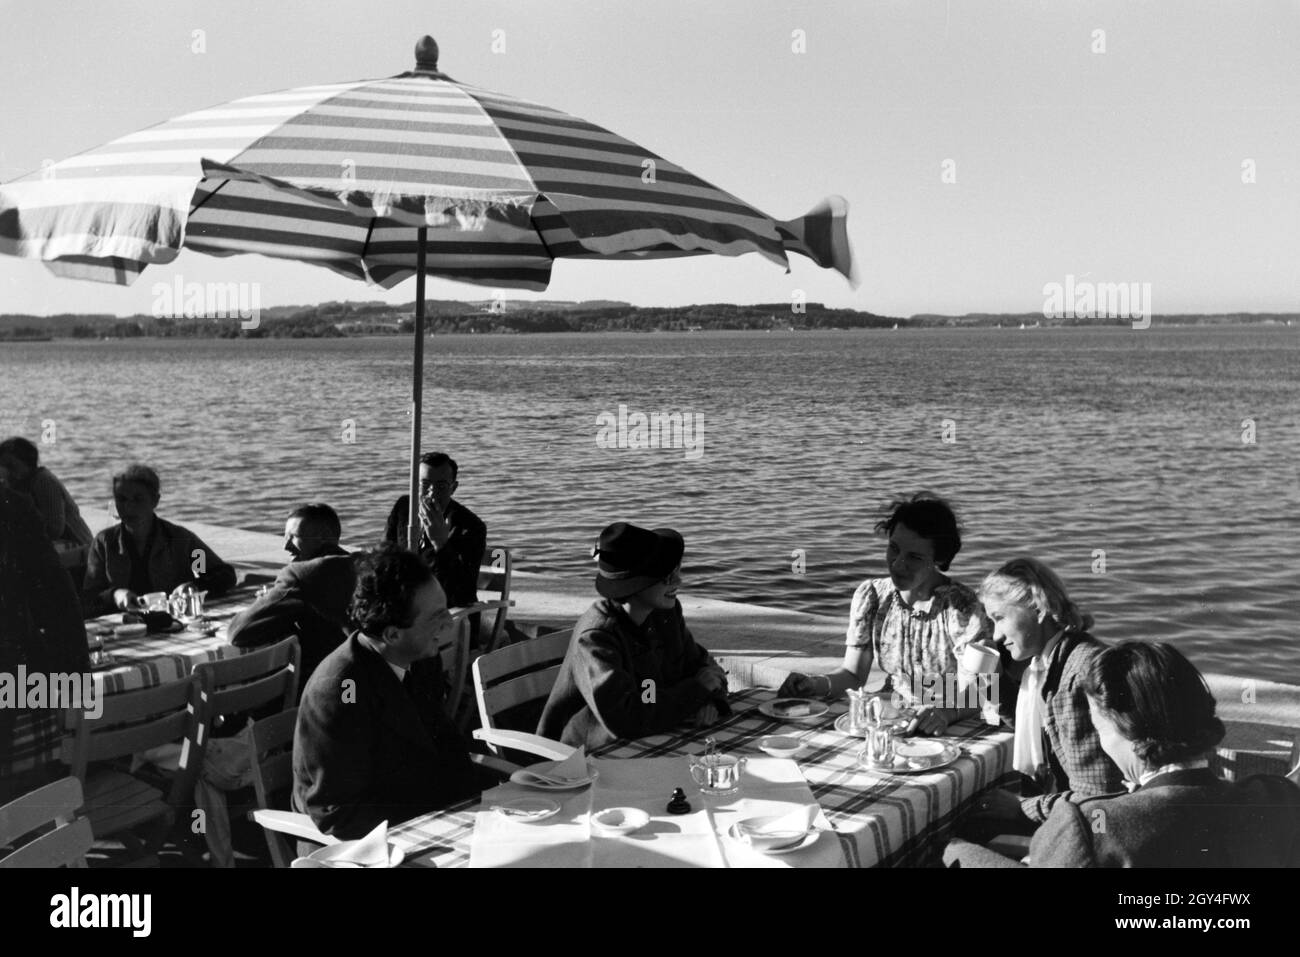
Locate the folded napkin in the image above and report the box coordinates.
[310,821,392,867]
[534,746,589,782]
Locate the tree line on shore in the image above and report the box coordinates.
[1,300,1294,339]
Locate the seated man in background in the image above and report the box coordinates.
[293,544,482,840]
[383,451,486,608]
[82,463,236,616]
[0,436,93,547]
[227,503,353,691]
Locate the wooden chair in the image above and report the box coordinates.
[189,638,301,867]
[62,675,204,863]
[471,630,576,762]
[247,707,521,867]
[0,776,93,868]
[476,546,515,653]
[245,707,335,868]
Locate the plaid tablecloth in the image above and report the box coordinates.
[390,687,1015,868]
[3,588,257,780]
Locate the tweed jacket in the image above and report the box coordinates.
[384,496,486,608]
[536,598,728,750]
[1010,631,1124,823]
[82,516,236,615]
[292,633,479,839]
[226,546,354,695]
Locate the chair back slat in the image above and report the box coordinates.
[81,711,194,766]
[0,818,93,869]
[0,777,83,847]
[204,668,297,719]
[481,665,565,718]
[65,677,194,730]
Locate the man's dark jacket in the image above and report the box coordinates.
[292,633,479,839]
[226,546,354,694]
[383,496,485,608]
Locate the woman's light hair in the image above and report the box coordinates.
[978,557,1094,634]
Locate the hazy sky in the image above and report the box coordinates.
[2,0,1297,317]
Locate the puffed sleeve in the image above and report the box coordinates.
[845,578,881,649]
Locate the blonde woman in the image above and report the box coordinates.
[968,558,1124,833]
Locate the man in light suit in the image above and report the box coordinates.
[292,544,482,840]
[227,503,353,692]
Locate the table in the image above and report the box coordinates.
[390,687,1015,868]
[3,587,257,781]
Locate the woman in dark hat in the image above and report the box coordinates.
[536,522,729,749]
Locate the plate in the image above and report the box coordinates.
[759,698,830,722]
[508,767,599,791]
[758,735,808,758]
[857,744,962,775]
[727,822,821,855]
[590,806,650,835]
[895,740,946,760]
[491,797,561,822]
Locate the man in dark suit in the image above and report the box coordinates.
[383,451,486,609]
[227,503,353,692]
[292,544,481,839]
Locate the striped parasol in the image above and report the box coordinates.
[0,36,854,547]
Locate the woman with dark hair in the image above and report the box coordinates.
[537,522,729,749]
[778,493,991,735]
[947,642,1300,867]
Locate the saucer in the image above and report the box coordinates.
[590,807,650,835]
[758,735,808,758]
[490,797,561,823]
[728,821,820,855]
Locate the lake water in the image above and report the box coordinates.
[2,326,1296,684]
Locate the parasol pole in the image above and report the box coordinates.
[407,226,428,552]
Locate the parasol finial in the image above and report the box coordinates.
[415,35,440,71]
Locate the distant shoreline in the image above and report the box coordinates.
[2,299,1296,341]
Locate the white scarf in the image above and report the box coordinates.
[1013,630,1065,778]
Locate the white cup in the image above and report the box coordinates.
[957,643,999,695]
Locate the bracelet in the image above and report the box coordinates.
[819,674,833,698]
